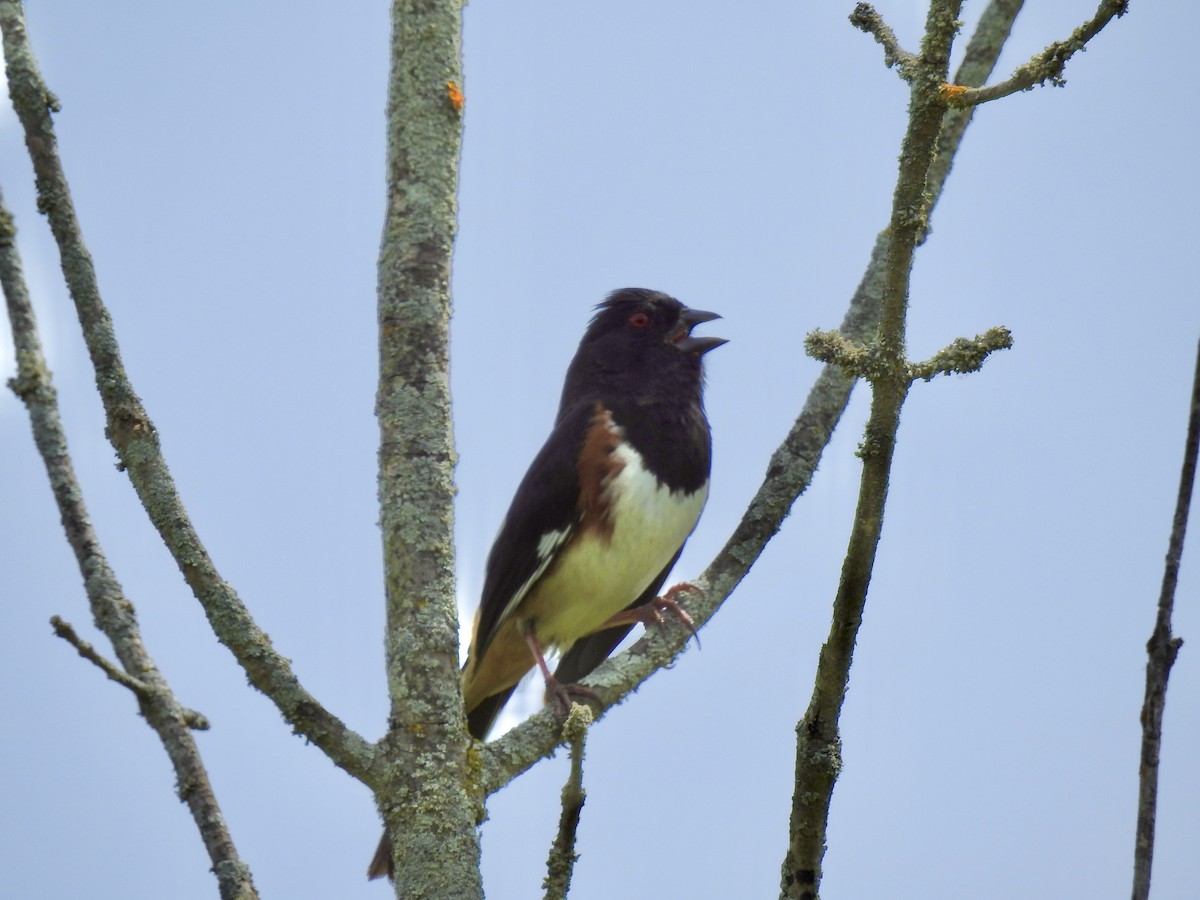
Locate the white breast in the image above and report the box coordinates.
[521,441,708,649]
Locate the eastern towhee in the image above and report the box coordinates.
[368,288,724,880]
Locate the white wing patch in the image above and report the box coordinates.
[493,523,575,632]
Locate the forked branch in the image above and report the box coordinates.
[943,0,1130,108]
[0,0,374,786]
[1,187,256,900]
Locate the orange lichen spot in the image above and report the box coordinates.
[447,81,465,112]
[939,83,969,105]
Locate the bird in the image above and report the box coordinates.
[367,287,724,881]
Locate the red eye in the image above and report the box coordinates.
[628,311,651,329]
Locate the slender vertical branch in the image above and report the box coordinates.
[372,2,478,895]
[0,0,374,782]
[782,2,1132,896]
[1131,339,1198,900]
[782,3,966,897]
[0,193,258,900]
[924,0,1024,232]
[543,706,592,900]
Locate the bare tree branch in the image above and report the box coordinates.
[1131,338,1197,900]
[923,0,1023,239]
[783,1,1012,895]
[48,615,150,694]
[908,327,1014,381]
[781,1,1131,894]
[542,705,592,900]
[943,0,1130,108]
[850,3,920,81]
[49,614,211,729]
[0,191,255,900]
[370,1,478,894]
[806,325,1014,383]
[3,0,1148,894]
[0,0,374,785]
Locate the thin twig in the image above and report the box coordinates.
[49,616,211,729]
[0,189,254,899]
[908,327,1014,381]
[807,322,1013,383]
[943,0,1130,108]
[1131,338,1198,900]
[850,3,920,80]
[0,0,374,785]
[482,0,1032,799]
[49,615,148,693]
[543,705,593,900]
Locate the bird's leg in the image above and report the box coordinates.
[524,626,601,714]
[596,582,701,647]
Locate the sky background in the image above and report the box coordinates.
[2,2,1198,898]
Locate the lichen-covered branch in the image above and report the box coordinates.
[48,615,150,694]
[923,0,1024,237]
[1131,339,1197,900]
[49,614,211,729]
[542,705,592,900]
[782,1,1125,894]
[482,0,1026,801]
[782,2,986,895]
[371,1,478,895]
[850,3,920,81]
[0,1,374,784]
[808,325,1013,384]
[0,190,256,900]
[943,0,1130,108]
[805,329,888,382]
[908,327,1013,381]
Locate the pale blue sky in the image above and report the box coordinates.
[2,2,1197,898]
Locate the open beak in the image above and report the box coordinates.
[673,307,728,355]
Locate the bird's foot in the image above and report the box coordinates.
[543,676,601,715]
[601,582,701,648]
[524,629,602,715]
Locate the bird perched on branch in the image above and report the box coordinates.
[368,287,724,881]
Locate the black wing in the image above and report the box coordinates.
[471,402,593,660]
[466,686,517,740]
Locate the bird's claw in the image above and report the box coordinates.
[600,582,702,649]
[543,677,601,715]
